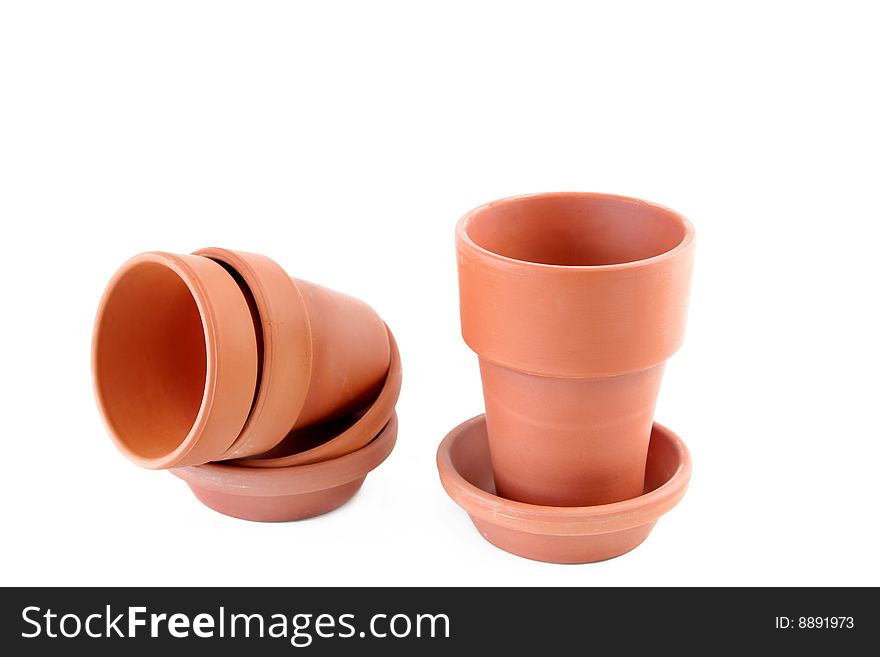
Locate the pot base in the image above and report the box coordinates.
[436,415,690,564]
[186,478,366,522]
[173,414,397,522]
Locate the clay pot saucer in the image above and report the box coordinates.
[172,414,398,522]
[227,326,402,468]
[436,415,691,564]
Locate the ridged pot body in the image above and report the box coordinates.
[456,192,695,506]
[293,278,390,429]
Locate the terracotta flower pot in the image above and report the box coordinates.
[92,252,259,469]
[172,413,398,522]
[437,415,691,563]
[194,248,392,460]
[93,248,391,469]
[228,326,402,468]
[456,192,695,506]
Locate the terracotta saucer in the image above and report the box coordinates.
[436,415,691,564]
[226,327,401,468]
[172,414,398,522]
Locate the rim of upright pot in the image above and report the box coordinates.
[92,251,258,469]
[194,248,315,460]
[456,191,695,272]
[227,325,401,468]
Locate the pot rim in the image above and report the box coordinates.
[93,251,258,469]
[172,413,398,497]
[194,248,315,460]
[226,324,401,468]
[456,191,695,273]
[436,415,691,536]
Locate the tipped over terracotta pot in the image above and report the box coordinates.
[93,248,391,469]
[456,192,695,507]
[229,326,402,468]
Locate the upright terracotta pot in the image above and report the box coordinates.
[457,192,694,507]
[93,249,390,469]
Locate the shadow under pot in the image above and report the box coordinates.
[455,192,695,507]
[92,249,391,469]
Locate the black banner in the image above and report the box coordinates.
[0,588,871,654]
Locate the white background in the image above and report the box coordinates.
[1,1,878,587]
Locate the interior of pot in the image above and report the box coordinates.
[94,261,207,459]
[464,194,689,266]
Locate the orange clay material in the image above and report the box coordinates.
[228,325,401,468]
[456,193,694,506]
[292,278,391,429]
[93,252,258,470]
[436,415,691,564]
[197,248,391,460]
[479,359,665,507]
[94,248,392,468]
[173,413,398,522]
